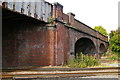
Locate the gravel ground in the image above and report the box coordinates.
[2,66,119,80]
[2,74,119,80]
[2,77,119,80]
[81,75,119,78]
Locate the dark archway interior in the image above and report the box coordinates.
[99,43,106,54]
[75,38,96,56]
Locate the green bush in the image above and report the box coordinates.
[49,17,54,24]
[108,52,120,60]
[110,56,118,60]
[67,52,100,68]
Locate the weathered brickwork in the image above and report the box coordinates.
[3,22,54,68]
[97,32,108,41]
[55,23,69,65]
[65,13,108,42]
[63,13,69,24]
[68,28,108,58]
[53,3,69,65]
[2,1,108,68]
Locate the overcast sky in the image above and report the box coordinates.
[46,0,119,33]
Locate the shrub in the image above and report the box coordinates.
[49,17,54,24]
[67,52,100,68]
[108,52,120,60]
[110,56,118,60]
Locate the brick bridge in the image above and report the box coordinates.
[2,0,108,68]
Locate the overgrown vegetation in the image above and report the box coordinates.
[109,27,120,60]
[109,28,120,53]
[67,52,100,68]
[107,52,120,60]
[49,17,54,24]
[94,26,120,60]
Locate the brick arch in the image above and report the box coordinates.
[74,37,97,56]
[74,35,98,48]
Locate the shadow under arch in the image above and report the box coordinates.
[75,37,97,57]
[99,43,106,54]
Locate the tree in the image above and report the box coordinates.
[94,26,108,36]
[109,31,116,38]
[109,28,120,53]
[109,27,120,38]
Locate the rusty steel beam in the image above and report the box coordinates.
[2,0,52,22]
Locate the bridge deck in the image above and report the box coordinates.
[1,0,108,42]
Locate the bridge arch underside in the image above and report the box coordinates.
[75,37,97,56]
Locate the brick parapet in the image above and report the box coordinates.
[52,2,108,42]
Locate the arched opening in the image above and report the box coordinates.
[99,43,106,54]
[75,38,96,56]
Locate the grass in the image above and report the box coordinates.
[65,52,119,68]
[66,52,100,68]
[98,52,119,67]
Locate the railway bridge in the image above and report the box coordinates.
[1,0,108,68]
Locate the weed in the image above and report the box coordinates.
[67,52,100,68]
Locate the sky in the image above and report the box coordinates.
[46,0,119,33]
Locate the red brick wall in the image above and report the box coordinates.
[53,3,63,21]
[53,3,69,65]
[66,13,108,42]
[2,2,108,68]
[55,23,69,65]
[73,19,96,36]
[63,13,69,24]
[48,29,55,66]
[96,32,108,42]
[3,23,54,68]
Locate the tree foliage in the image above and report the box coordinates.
[94,26,108,36]
[109,27,120,53]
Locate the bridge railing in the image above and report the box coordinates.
[2,0,52,22]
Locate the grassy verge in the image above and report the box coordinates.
[66,53,100,68]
